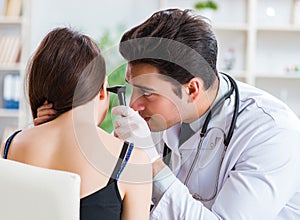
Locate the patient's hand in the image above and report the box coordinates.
[34,101,57,126]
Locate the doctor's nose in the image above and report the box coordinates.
[129,94,145,111]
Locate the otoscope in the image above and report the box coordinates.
[106,85,126,105]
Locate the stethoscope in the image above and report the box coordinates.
[163,72,240,202]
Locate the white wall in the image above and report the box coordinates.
[29,0,160,53]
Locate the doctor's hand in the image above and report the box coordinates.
[112,106,160,163]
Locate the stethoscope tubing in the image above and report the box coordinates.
[168,73,240,201]
[184,73,239,201]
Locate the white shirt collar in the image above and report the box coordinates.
[162,123,181,150]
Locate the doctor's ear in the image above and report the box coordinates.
[185,78,202,101]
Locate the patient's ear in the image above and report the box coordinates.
[99,87,106,100]
[99,77,108,100]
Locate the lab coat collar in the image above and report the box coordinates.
[162,73,232,150]
[161,73,233,173]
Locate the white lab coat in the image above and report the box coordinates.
[151,75,300,219]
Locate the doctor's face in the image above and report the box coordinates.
[126,63,189,132]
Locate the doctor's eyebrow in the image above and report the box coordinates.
[132,84,156,92]
[125,79,156,92]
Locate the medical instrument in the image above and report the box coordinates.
[163,73,240,202]
[107,86,127,105]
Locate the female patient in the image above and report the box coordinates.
[1,27,151,220]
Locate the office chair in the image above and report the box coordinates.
[0,158,80,220]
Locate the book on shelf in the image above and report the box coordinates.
[0,35,21,65]
[2,73,20,109]
[3,0,22,17]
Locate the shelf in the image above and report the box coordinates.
[255,74,300,79]
[257,25,300,32]
[213,24,249,31]
[0,0,29,131]
[0,64,21,72]
[159,0,300,117]
[0,108,19,117]
[214,24,300,32]
[0,17,22,25]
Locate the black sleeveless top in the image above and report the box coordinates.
[3,130,134,220]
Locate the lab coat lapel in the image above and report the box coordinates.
[178,131,201,170]
[162,124,181,175]
[178,75,232,177]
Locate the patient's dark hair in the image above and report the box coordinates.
[120,8,218,97]
[27,27,106,119]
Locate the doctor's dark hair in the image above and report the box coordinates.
[27,27,106,119]
[119,8,218,97]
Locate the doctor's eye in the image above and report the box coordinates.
[143,91,153,97]
[135,87,155,97]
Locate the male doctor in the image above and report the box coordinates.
[112,9,300,219]
[35,9,300,219]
